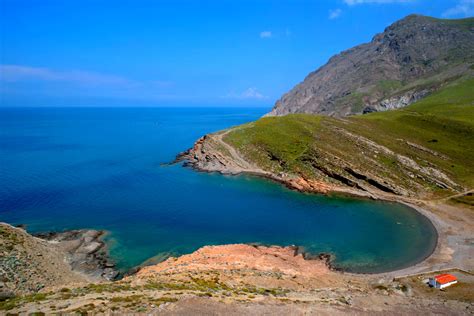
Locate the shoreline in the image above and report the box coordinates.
[3,214,472,315]
[175,148,472,277]
[22,225,120,281]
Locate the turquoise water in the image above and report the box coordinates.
[0,107,437,273]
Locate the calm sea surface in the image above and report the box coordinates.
[0,107,437,273]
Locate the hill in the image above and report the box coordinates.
[268,15,474,117]
[183,78,474,200]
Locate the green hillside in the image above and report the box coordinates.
[224,78,474,198]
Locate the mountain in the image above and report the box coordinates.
[268,15,474,117]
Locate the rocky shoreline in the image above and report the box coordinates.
[34,229,119,281]
[1,223,120,298]
[173,134,386,200]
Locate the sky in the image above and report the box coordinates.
[0,0,473,107]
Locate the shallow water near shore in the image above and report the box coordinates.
[0,107,437,274]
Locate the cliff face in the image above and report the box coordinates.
[268,15,474,117]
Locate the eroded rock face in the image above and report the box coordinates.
[268,15,474,117]
[35,229,119,281]
[364,89,431,113]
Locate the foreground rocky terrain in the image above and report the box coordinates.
[35,229,119,281]
[268,15,474,116]
[0,224,88,298]
[0,224,118,299]
[1,223,473,315]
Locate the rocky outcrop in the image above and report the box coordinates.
[176,133,269,175]
[35,229,119,281]
[0,223,89,296]
[134,244,332,280]
[175,135,243,173]
[363,89,430,113]
[268,15,474,117]
[0,223,119,297]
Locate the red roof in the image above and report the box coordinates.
[434,274,457,284]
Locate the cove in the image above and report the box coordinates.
[0,107,437,274]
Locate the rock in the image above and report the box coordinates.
[0,289,15,301]
[35,229,120,281]
[77,241,102,254]
[102,268,120,280]
[363,106,377,114]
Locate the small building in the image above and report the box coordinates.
[429,274,458,289]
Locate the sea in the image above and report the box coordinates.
[0,107,437,273]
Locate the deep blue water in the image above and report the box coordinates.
[0,107,437,273]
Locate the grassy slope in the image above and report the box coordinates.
[225,78,474,198]
[350,79,474,186]
[430,16,474,30]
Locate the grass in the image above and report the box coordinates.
[1,277,288,313]
[428,16,474,30]
[0,293,50,311]
[375,80,403,96]
[224,77,474,197]
[0,225,24,248]
[353,78,474,187]
[335,91,366,114]
[110,295,144,303]
[226,114,322,173]
[81,282,133,294]
[449,192,474,209]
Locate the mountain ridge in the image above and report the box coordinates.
[267,14,474,117]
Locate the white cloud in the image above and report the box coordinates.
[260,31,272,39]
[224,88,268,100]
[329,9,342,19]
[0,64,180,102]
[0,64,133,86]
[344,0,415,5]
[241,87,266,99]
[442,0,474,17]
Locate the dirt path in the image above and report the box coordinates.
[214,129,254,169]
[439,189,474,201]
[212,128,271,175]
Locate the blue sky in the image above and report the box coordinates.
[1,0,473,107]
